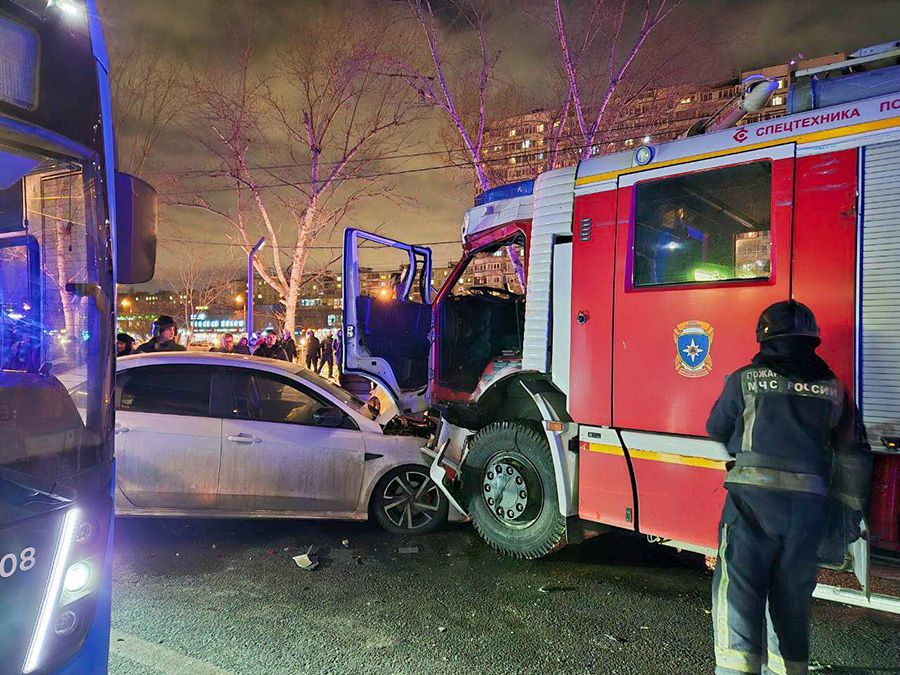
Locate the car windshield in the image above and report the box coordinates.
[293,365,369,414]
[0,150,113,501]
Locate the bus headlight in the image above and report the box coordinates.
[60,556,98,606]
[63,561,92,594]
[53,611,79,637]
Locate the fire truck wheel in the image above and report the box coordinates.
[464,420,566,559]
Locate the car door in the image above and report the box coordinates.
[115,364,221,509]
[343,228,432,414]
[216,367,366,514]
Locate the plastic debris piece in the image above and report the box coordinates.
[398,547,419,554]
[438,626,447,633]
[292,546,319,571]
[293,553,318,570]
[342,540,350,548]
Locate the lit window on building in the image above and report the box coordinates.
[536,152,544,160]
[771,95,784,106]
[537,123,545,132]
[680,97,692,104]
[522,139,531,149]
[509,157,517,165]
[625,139,635,147]
[509,129,517,137]
[777,79,785,89]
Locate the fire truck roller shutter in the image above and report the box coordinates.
[463,420,567,558]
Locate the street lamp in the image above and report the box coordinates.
[247,237,265,336]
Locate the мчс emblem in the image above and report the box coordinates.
[673,320,714,378]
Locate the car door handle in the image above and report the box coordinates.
[227,434,261,444]
[114,425,129,434]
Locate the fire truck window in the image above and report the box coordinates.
[633,162,772,287]
[450,242,526,297]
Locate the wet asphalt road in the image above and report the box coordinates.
[109,518,900,675]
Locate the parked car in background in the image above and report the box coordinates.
[110,353,448,534]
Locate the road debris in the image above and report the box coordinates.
[538,584,576,594]
[438,626,447,633]
[292,545,319,571]
[398,547,419,554]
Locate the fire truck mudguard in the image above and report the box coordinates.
[463,420,567,559]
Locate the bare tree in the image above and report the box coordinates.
[546,0,684,163]
[384,0,503,191]
[158,238,239,345]
[168,7,419,333]
[108,38,188,178]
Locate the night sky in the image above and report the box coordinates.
[97,0,900,285]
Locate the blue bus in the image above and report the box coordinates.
[0,1,156,672]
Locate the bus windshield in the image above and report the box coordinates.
[0,146,113,507]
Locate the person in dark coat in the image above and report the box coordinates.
[134,315,186,353]
[234,336,251,355]
[282,331,298,362]
[705,300,871,675]
[305,330,320,372]
[318,333,335,378]
[333,329,343,378]
[253,330,288,361]
[210,332,242,354]
[116,333,135,357]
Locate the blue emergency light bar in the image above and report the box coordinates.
[474,179,535,207]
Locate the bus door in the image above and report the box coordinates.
[611,144,796,548]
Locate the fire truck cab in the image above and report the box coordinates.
[343,49,900,609]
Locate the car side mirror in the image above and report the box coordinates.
[115,172,157,284]
[313,407,345,428]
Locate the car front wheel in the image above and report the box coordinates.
[371,465,448,535]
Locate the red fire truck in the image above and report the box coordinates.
[343,46,900,610]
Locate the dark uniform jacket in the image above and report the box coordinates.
[282,337,297,361]
[707,344,871,511]
[253,343,288,361]
[134,338,186,354]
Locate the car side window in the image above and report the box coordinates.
[117,365,213,417]
[228,370,357,429]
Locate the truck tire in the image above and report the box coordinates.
[463,420,566,559]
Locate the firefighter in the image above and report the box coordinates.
[705,300,871,675]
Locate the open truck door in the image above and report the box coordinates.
[342,229,433,414]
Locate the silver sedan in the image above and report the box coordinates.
[111,352,448,534]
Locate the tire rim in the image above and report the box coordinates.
[381,469,442,530]
[482,452,544,529]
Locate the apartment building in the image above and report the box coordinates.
[481,52,847,187]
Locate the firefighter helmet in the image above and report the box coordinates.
[755,300,820,343]
[151,315,178,338]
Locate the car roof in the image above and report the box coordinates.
[116,352,382,432]
[119,351,310,383]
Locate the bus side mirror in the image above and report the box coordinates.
[115,172,157,284]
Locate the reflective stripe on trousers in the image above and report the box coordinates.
[711,488,827,675]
